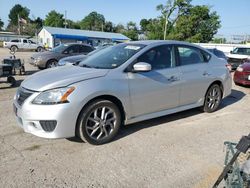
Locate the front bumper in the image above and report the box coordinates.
[13,91,78,139]
[29,58,46,68]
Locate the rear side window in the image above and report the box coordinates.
[214,50,226,59]
[79,45,93,53]
[23,39,28,43]
[177,46,209,66]
[11,39,20,42]
[137,45,175,70]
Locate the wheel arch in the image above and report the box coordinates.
[206,80,224,97]
[75,94,126,135]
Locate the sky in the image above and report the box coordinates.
[0,0,250,38]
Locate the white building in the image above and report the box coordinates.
[38,26,130,48]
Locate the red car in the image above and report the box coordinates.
[234,63,250,86]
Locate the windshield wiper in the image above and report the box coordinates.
[81,64,95,68]
[81,64,104,69]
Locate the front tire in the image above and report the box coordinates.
[202,84,222,113]
[76,100,121,145]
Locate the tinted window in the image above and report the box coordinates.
[79,45,93,53]
[11,39,19,42]
[214,50,226,59]
[137,45,175,70]
[23,39,28,43]
[177,46,205,66]
[65,45,79,54]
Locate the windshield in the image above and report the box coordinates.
[79,43,145,69]
[51,44,69,53]
[232,48,250,55]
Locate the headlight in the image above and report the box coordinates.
[236,66,244,72]
[35,56,42,61]
[58,60,66,66]
[32,87,75,105]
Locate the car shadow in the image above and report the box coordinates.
[24,70,39,75]
[67,89,246,144]
[0,79,23,90]
[219,89,246,110]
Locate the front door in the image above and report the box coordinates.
[127,45,181,118]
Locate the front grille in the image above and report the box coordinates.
[17,87,34,106]
[40,120,57,132]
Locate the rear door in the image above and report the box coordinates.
[176,45,212,106]
[128,45,181,117]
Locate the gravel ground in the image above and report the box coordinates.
[0,47,250,188]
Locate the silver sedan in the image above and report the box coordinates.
[13,40,232,145]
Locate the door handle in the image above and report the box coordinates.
[168,76,179,82]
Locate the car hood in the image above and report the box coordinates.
[227,53,250,59]
[21,66,109,91]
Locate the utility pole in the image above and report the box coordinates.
[164,13,169,40]
[17,14,20,35]
[64,10,68,28]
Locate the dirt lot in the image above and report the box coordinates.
[0,47,250,188]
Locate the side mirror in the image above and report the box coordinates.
[133,62,151,72]
[230,50,233,54]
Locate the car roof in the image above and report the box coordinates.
[62,43,92,47]
[125,40,204,50]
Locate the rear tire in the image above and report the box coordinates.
[37,46,43,52]
[10,46,18,52]
[201,84,222,113]
[7,76,16,87]
[76,100,121,145]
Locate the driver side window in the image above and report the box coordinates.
[137,45,175,70]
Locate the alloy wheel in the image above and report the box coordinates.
[86,106,117,141]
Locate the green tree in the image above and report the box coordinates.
[8,4,30,26]
[44,10,64,27]
[80,11,105,31]
[104,21,114,32]
[156,0,192,39]
[114,24,125,33]
[146,18,165,40]
[140,19,150,32]
[122,21,138,41]
[168,5,221,42]
[0,18,4,30]
[66,20,81,29]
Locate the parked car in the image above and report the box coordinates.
[57,45,113,66]
[3,38,44,52]
[13,41,232,145]
[227,47,250,70]
[206,48,232,71]
[30,43,94,69]
[234,63,250,86]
